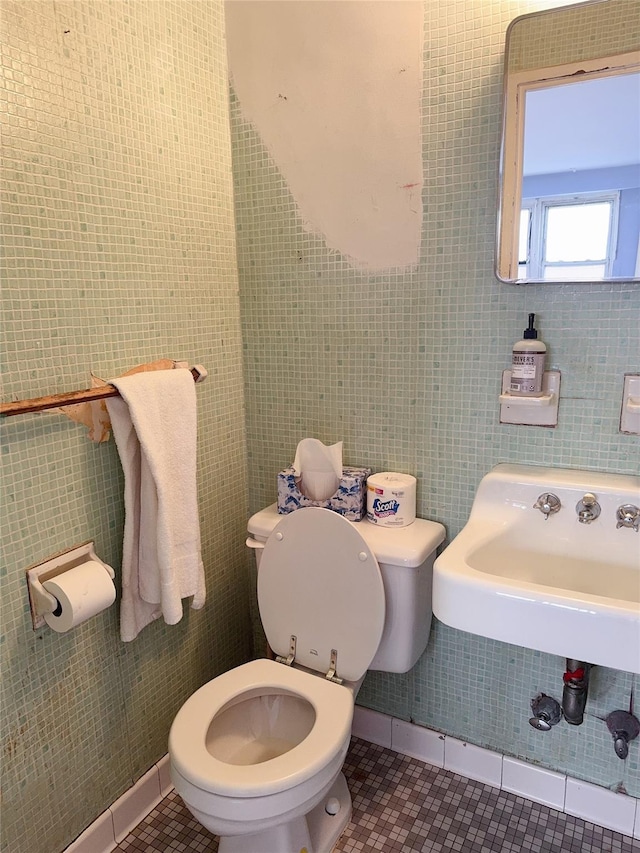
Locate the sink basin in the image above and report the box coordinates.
[433,464,640,673]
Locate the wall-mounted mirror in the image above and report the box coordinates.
[496,0,640,284]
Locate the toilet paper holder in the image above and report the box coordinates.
[26,541,115,630]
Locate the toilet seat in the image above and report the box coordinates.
[169,658,354,798]
[258,507,386,682]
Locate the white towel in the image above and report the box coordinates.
[106,369,206,641]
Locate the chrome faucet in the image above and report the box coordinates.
[576,493,600,524]
[533,493,561,519]
[616,504,640,532]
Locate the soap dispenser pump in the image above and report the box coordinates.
[510,313,547,397]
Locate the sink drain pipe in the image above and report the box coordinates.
[562,660,591,725]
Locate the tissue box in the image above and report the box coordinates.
[277,466,371,520]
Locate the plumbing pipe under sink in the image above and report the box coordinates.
[562,659,590,726]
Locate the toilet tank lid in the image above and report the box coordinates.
[248,504,445,567]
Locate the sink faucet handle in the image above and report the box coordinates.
[533,493,561,519]
[616,504,640,532]
[576,493,601,524]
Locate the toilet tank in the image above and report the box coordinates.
[247,505,446,674]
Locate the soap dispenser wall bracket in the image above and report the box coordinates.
[499,370,561,426]
[26,541,114,630]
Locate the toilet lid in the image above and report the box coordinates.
[258,507,385,682]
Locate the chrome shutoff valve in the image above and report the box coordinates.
[606,710,640,759]
[529,694,562,731]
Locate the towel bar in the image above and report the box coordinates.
[0,364,207,417]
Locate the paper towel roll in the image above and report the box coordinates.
[43,561,116,633]
[367,472,417,527]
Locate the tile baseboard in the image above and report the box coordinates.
[391,716,445,768]
[65,711,639,850]
[157,753,174,798]
[63,757,174,853]
[444,734,503,788]
[502,755,566,811]
[64,809,115,853]
[352,706,639,838]
[350,705,392,748]
[111,765,163,843]
[565,777,638,838]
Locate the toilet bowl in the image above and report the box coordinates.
[170,657,354,845]
[169,505,446,853]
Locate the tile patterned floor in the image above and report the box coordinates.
[115,738,640,852]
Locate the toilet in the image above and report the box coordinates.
[169,505,445,853]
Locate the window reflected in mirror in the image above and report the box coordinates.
[520,73,638,281]
[496,1,640,284]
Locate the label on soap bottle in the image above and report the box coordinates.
[510,351,545,395]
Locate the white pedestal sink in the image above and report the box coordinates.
[433,464,640,673]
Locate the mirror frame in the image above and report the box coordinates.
[496,1,640,285]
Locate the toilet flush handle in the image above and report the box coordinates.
[245,537,265,550]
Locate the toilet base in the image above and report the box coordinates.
[306,772,352,853]
[218,773,352,853]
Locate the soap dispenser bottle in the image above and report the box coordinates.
[510,313,546,397]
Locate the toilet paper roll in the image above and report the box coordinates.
[367,472,417,527]
[43,561,116,633]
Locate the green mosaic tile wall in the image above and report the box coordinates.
[231,0,640,799]
[1,3,251,852]
[508,0,640,73]
[2,3,639,850]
